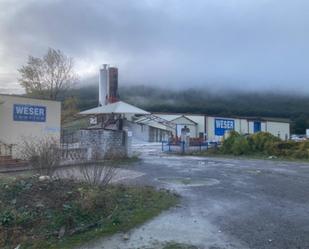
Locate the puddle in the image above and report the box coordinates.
[246,169,262,175]
[157,177,220,187]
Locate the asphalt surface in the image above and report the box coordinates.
[78,143,309,249]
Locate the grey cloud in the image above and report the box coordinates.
[1,0,309,92]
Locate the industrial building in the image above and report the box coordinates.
[154,113,290,141]
[0,94,61,159]
[124,117,172,142]
[79,65,291,143]
[0,62,291,164]
[79,65,174,143]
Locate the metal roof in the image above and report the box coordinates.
[78,101,150,115]
[135,114,176,131]
[154,112,290,123]
[170,115,198,125]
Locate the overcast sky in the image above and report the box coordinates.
[1,0,309,93]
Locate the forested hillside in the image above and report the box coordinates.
[68,84,309,134]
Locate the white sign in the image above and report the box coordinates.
[89,117,97,125]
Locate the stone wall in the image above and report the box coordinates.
[78,129,130,160]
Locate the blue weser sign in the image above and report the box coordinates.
[215,118,235,136]
[13,104,46,122]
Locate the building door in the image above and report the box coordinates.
[176,124,185,138]
[254,121,261,133]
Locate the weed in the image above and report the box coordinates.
[0,177,178,249]
[162,242,199,249]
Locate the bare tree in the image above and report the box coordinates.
[18,48,77,100]
[19,137,61,176]
[79,163,117,187]
[78,140,117,186]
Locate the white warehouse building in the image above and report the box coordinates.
[154,113,290,141]
[0,94,61,159]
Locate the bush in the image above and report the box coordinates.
[78,163,117,187]
[298,141,309,150]
[0,210,14,227]
[231,136,250,155]
[221,131,241,154]
[248,132,280,153]
[221,131,251,155]
[291,149,309,159]
[19,137,61,176]
[220,131,309,160]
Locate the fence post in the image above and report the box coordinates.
[162,141,164,152]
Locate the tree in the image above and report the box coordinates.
[18,48,77,100]
[292,114,309,134]
[62,96,79,123]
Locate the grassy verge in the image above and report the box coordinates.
[162,242,199,249]
[108,155,141,167]
[190,149,309,163]
[60,156,141,170]
[0,176,178,249]
[183,132,309,163]
[189,149,270,159]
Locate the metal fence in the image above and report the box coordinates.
[0,141,14,159]
[60,130,86,162]
[161,141,220,154]
[61,130,81,145]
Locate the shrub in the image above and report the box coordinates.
[221,131,251,155]
[271,141,297,150]
[248,132,280,153]
[220,131,309,160]
[19,137,61,176]
[291,149,309,159]
[78,163,117,187]
[298,141,309,150]
[270,141,294,156]
[0,210,14,227]
[231,135,250,155]
[221,131,241,154]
